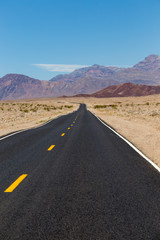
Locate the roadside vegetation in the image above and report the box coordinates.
[93,101,160,118]
[94,104,117,109]
[0,102,73,114]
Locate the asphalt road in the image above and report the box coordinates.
[0,104,160,240]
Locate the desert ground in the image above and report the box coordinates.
[1,95,160,167]
[0,98,79,137]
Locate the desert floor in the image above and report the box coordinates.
[1,95,160,167]
[0,98,79,137]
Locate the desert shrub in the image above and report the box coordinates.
[94,104,117,109]
[39,120,46,123]
[145,102,150,105]
[94,105,107,109]
[50,105,57,110]
[150,112,159,117]
[44,107,51,111]
[109,104,117,109]
[30,107,38,112]
[23,109,29,113]
[64,105,73,108]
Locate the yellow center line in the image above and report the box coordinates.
[73,121,75,123]
[68,127,70,130]
[71,124,73,126]
[61,133,65,136]
[4,174,28,193]
[48,145,55,151]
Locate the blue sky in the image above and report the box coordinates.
[1,0,160,80]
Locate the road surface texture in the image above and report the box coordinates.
[0,104,160,240]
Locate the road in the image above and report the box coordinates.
[0,104,160,239]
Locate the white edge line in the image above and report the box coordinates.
[0,109,78,141]
[91,111,160,173]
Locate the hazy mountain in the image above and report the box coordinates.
[50,55,160,87]
[1,55,160,100]
[50,64,121,82]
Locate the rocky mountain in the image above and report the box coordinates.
[0,74,54,100]
[50,55,160,88]
[133,54,160,71]
[91,82,160,98]
[50,64,121,82]
[1,55,160,100]
[49,64,120,95]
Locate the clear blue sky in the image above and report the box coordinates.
[1,0,160,80]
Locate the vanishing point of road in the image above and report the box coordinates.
[0,104,160,239]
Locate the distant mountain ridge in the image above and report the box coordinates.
[91,82,160,98]
[70,82,160,98]
[1,55,160,100]
[50,55,160,87]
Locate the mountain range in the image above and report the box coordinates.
[1,54,160,100]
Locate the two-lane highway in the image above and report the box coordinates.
[0,104,160,239]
